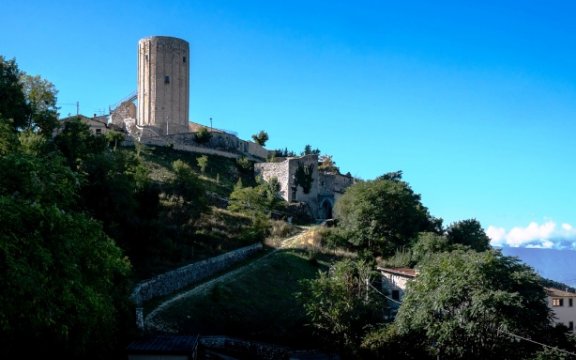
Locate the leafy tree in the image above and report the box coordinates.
[299,259,387,355]
[105,129,125,150]
[54,117,107,170]
[301,144,321,156]
[318,154,340,174]
[0,196,132,359]
[251,130,269,146]
[446,218,491,251]
[194,126,212,144]
[394,250,552,360]
[334,172,441,256]
[170,159,206,211]
[228,178,284,217]
[20,73,59,135]
[0,56,28,130]
[196,154,208,174]
[411,232,451,264]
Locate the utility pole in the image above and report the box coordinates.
[76,101,79,116]
[210,117,213,132]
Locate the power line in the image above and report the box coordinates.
[368,283,576,356]
[498,328,576,357]
[367,281,403,305]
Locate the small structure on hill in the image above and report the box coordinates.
[546,287,576,333]
[255,154,354,220]
[378,267,417,319]
[57,114,113,136]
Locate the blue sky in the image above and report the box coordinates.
[2,1,576,249]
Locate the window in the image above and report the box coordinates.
[164,75,170,84]
[183,56,186,63]
[570,298,573,307]
[95,128,101,135]
[552,298,564,307]
[569,322,574,331]
[391,290,400,301]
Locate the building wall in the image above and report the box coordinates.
[255,154,353,219]
[548,292,576,333]
[255,161,291,201]
[138,36,189,135]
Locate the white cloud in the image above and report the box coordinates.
[487,221,576,249]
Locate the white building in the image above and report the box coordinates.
[546,287,576,333]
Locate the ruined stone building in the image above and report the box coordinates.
[104,36,353,218]
[255,154,354,219]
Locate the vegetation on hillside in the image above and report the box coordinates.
[2,55,574,360]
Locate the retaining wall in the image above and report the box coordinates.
[131,243,263,305]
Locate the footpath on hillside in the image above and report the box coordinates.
[144,226,319,333]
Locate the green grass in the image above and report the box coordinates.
[152,249,329,347]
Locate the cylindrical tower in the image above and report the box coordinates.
[137,36,189,135]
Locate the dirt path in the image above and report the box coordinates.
[144,227,318,332]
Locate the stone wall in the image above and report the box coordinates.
[131,243,263,305]
[255,161,290,200]
[135,131,268,161]
[256,154,353,219]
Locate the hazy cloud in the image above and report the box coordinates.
[487,221,576,249]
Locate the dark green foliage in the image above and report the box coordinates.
[411,232,451,264]
[105,129,125,150]
[194,126,212,144]
[294,163,314,194]
[251,130,269,146]
[395,250,553,360]
[54,117,107,170]
[301,144,321,156]
[19,73,59,135]
[446,218,491,251]
[0,197,132,358]
[361,325,430,359]
[0,56,28,130]
[334,172,440,256]
[273,147,296,157]
[298,259,387,356]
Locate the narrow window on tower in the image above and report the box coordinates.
[164,75,170,84]
[183,56,186,63]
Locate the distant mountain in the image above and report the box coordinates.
[498,247,576,287]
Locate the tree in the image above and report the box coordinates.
[228,178,284,217]
[301,144,321,156]
[446,218,491,251]
[20,73,59,135]
[394,250,553,359]
[196,155,208,174]
[0,196,132,358]
[299,259,387,355]
[105,129,125,150]
[334,172,441,256]
[194,126,212,144]
[318,154,340,174]
[0,56,28,130]
[251,130,269,146]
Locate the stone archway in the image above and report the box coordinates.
[320,199,333,219]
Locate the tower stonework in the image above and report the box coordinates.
[137,36,189,135]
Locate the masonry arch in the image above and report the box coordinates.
[319,198,334,219]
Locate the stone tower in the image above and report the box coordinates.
[137,36,189,135]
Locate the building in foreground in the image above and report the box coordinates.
[546,287,576,333]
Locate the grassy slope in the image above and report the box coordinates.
[122,144,261,279]
[151,249,328,348]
